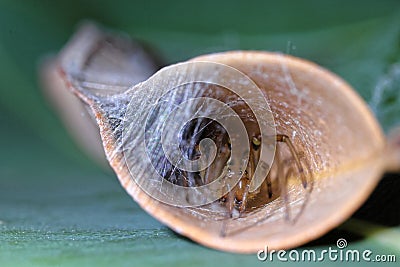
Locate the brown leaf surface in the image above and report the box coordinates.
[52,24,394,253]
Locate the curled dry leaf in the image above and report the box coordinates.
[43,23,400,253]
[40,22,159,166]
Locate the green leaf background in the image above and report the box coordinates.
[0,0,399,266]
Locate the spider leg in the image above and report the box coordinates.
[237,146,256,214]
[225,184,236,218]
[219,184,236,237]
[265,172,273,198]
[276,134,307,189]
[275,144,291,221]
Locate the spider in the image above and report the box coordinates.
[161,115,308,219]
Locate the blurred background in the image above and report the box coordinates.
[0,0,399,266]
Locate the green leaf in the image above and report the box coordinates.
[0,0,399,266]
